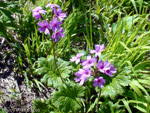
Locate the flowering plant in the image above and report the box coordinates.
[70,44,117,88]
[31,4,67,83]
[31,4,66,42]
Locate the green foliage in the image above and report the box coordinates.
[0,1,35,73]
[101,72,131,99]
[51,82,85,113]
[0,1,18,34]
[34,56,72,88]
[123,80,150,113]
[33,99,48,113]
[98,99,126,113]
[122,66,150,113]
[33,99,60,113]
[1,0,150,112]
[0,108,6,113]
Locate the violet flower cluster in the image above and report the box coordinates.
[31,4,66,42]
[70,44,117,88]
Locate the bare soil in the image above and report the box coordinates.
[0,37,51,113]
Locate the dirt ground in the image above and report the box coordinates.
[0,37,51,113]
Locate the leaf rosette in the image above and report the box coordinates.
[34,56,72,88]
[51,82,85,113]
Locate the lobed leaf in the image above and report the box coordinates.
[101,74,130,99]
[51,82,85,113]
[34,56,72,88]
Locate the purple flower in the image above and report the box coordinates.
[93,77,106,88]
[50,17,62,31]
[90,44,105,57]
[74,67,92,85]
[51,29,65,42]
[37,20,51,35]
[32,7,46,19]
[97,60,117,77]
[70,53,84,64]
[105,64,117,77]
[82,55,97,68]
[53,8,66,21]
[97,60,110,73]
[46,4,60,10]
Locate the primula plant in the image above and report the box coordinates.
[32,4,66,41]
[1,0,150,113]
[70,44,117,88]
[31,4,117,112]
[31,4,66,85]
[70,44,117,111]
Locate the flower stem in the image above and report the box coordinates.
[51,40,64,84]
[96,88,102,111]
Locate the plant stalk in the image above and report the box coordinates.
[96,88,102,111]
[51,40,64,84]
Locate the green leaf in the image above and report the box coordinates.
[122,99,132,113]
[134,61,150,70]
[138,79,150,86]
[0,108,6,113]
[34,56,72,88]
[0,22,7,38]
[5,22,18,29]
[0,8,14,21]
[119,41,132,53]
[132,80,149,96]
[33,99,49,113]
[33,79,46,92]
[127,60,137,76]
[128,100,147,107]
[0,2,8,7]
[134,106,146,113]
[95,6,100,14]
[51,82,85,113]
[87,98,98,113]
[83,33,91,49]
[130,0,138,13]
[33,99,59,113]
[101,74,130,99]
[138,0,143,14]
[130,81,143,97]
[98,100,125,113]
